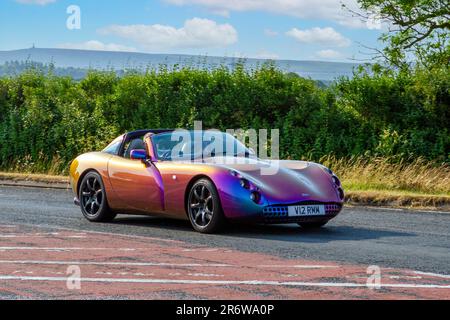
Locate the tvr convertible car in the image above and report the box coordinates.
[70,129,344,233]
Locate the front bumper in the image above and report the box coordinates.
[73,197,80,206]
[261,202,342,224]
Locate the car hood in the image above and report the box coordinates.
[203,156,340,205]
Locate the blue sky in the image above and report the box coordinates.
[0,0,385,61]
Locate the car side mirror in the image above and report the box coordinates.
[130,149,147,161]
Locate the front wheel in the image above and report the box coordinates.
[79,171,116,222]
[298,221,328,229]
[187,178,225,233]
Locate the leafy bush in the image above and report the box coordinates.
[0,63,448,174]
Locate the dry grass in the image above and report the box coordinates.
[321,156,450,196]
[0,172,68,184]
[345,190,450,210]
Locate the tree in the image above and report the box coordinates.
[349,0,449,68]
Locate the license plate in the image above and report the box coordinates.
[288,205,325,217]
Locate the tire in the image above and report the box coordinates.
[79,171,116,222]
[187,178,226,233]
[298,221,328,229]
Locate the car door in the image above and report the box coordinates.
[107,154,164,214]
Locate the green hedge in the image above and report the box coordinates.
[0,64,448,174]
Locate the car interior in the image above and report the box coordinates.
[123,137,146,158]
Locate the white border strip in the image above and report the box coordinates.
[258,264,339,269]
[413,271,450,279]
[2,223,184,244]
[0,260,230,267]
[0,247,137,251]
[0,275,449,289]
[0,260,342,269]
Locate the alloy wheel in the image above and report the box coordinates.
[189,183,214,227]
[80,176,103,216]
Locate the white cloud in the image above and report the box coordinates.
[165,0,367,28]
[286,27,351,47]
[15,0,56,5]
[58,40,137,52]
[316,49,342,59]
[366,13,383,30]
[98,18,238,51]
[264,29,278,37]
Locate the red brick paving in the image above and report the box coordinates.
[0,224,449,299]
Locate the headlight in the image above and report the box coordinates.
[240,178,250,189]
[250,191,262,204]
[231,170,260,192]
[332,175,341,187]
[229,170,240,177]
[229,170,264,204]
[338,188,344,200]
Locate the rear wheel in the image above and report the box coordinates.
[298,221,328,229]
[79,171,116,222]
[187,178,225,233]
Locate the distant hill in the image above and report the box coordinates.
[0,48,360,81]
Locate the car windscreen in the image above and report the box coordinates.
[151,131,253,161]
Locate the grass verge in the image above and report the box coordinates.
[0,172,68,184]
[321,156,450,196]
[345,190,450,211]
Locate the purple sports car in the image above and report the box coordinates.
[70,130,344,233]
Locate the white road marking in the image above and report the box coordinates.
[367,207,404,212]
[0,275,449,289]
[389,275,422,279]
[187,273,223,277]
[258,264,339,269]
[360,206,450,214]
[15,223,184,244]
[183,248,220,252]
[413,271,450,279]
[0,247,137,251]
[0,260,231,267]
[0,233,86,238]
[0,260,338,269]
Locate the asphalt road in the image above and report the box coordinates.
[0,185,449,276]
